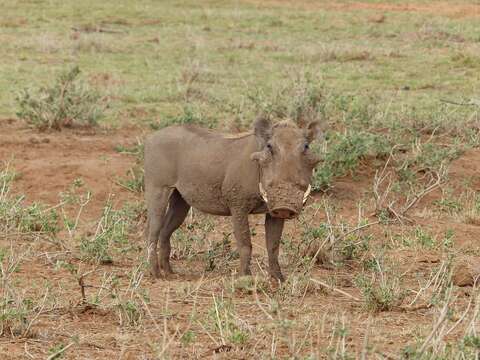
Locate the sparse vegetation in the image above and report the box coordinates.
[355,256,406,312]
[16,66,105,130]
[2,0,480,358]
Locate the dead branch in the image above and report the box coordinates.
[401,167,445,214]
[310,278,361,302]
[77,269,97,303]
[372,163,446,224]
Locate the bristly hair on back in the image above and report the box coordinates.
[272,120,298,129]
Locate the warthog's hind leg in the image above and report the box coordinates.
[146,187,172,278]
[265,213,285,282]
[158,189,190,275]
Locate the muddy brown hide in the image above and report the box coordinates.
[144,117,322,281]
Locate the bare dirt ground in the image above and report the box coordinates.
[1,118,480,358]
[0,120,138,211]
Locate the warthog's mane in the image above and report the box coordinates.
[272,120,298,130]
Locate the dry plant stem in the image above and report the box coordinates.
[294,322,313,358]
[440,98,480,106]
[77,268,97,303]
[254,280,274,321]
[374,164,444,223]
[1,244,31,284]
[212,293,226,345]
[136,292,161,332]
[417,288,452,356]
[24,342,34,359]
[23,287,49,337]
[310,278,361,302]
[46,342,75,360]
[408,261,449,307]
[444,283,479,338]
[361,316,371,360]
[401,167,445,215]
[373,148,396,213]
[157,295,181,358]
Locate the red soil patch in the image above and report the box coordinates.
[0,120,142,217]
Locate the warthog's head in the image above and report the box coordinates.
[251,117,323,219]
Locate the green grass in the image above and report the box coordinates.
[1,0,479,128]
[3,0,479,190]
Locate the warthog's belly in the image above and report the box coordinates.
[176,182,231,216]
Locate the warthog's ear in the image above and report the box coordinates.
[305,121,323,143]
[253,116,272,145]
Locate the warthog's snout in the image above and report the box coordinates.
[259,182,312,219]
[271,207,298,219]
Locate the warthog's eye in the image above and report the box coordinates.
[266,143,273,153]
[303,143,309,152]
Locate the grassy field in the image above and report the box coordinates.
[1,0,480,358]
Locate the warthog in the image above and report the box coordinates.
[144,117,323,281]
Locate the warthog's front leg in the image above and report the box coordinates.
[265,213,285,282]
[231,210,252,276]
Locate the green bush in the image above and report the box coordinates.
[313,131,392,190]
[0,167,59,236]
[79,201,134,264]
[16,66,104,130]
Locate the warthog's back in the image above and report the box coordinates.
[144,125,259,215]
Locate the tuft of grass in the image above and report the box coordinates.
[208,294,250,346]
[79,200,138,264]
[355,256,405,312]
[0,164,59,237]
[16,66,105,131]
[313,130,392,190]
[150,105,217,130]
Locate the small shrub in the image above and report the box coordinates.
[117,166,144,193]
[313,131,392,190]
[403,142,463,174]
[16,66,105,130]
[18,203,59,235]
[79,201,134,264]
[181,330,196,346]
[208,296,249,345]
[115,299,143,327]
[204,234,239,272]
[0,295,31,337]
[355,257,405,312]
[0,166,59,236]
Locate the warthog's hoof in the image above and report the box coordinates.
[150,268,161,279]
[270,271,285,283]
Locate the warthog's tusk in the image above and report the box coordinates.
[303,184,312,204]
[259,182,268,203]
